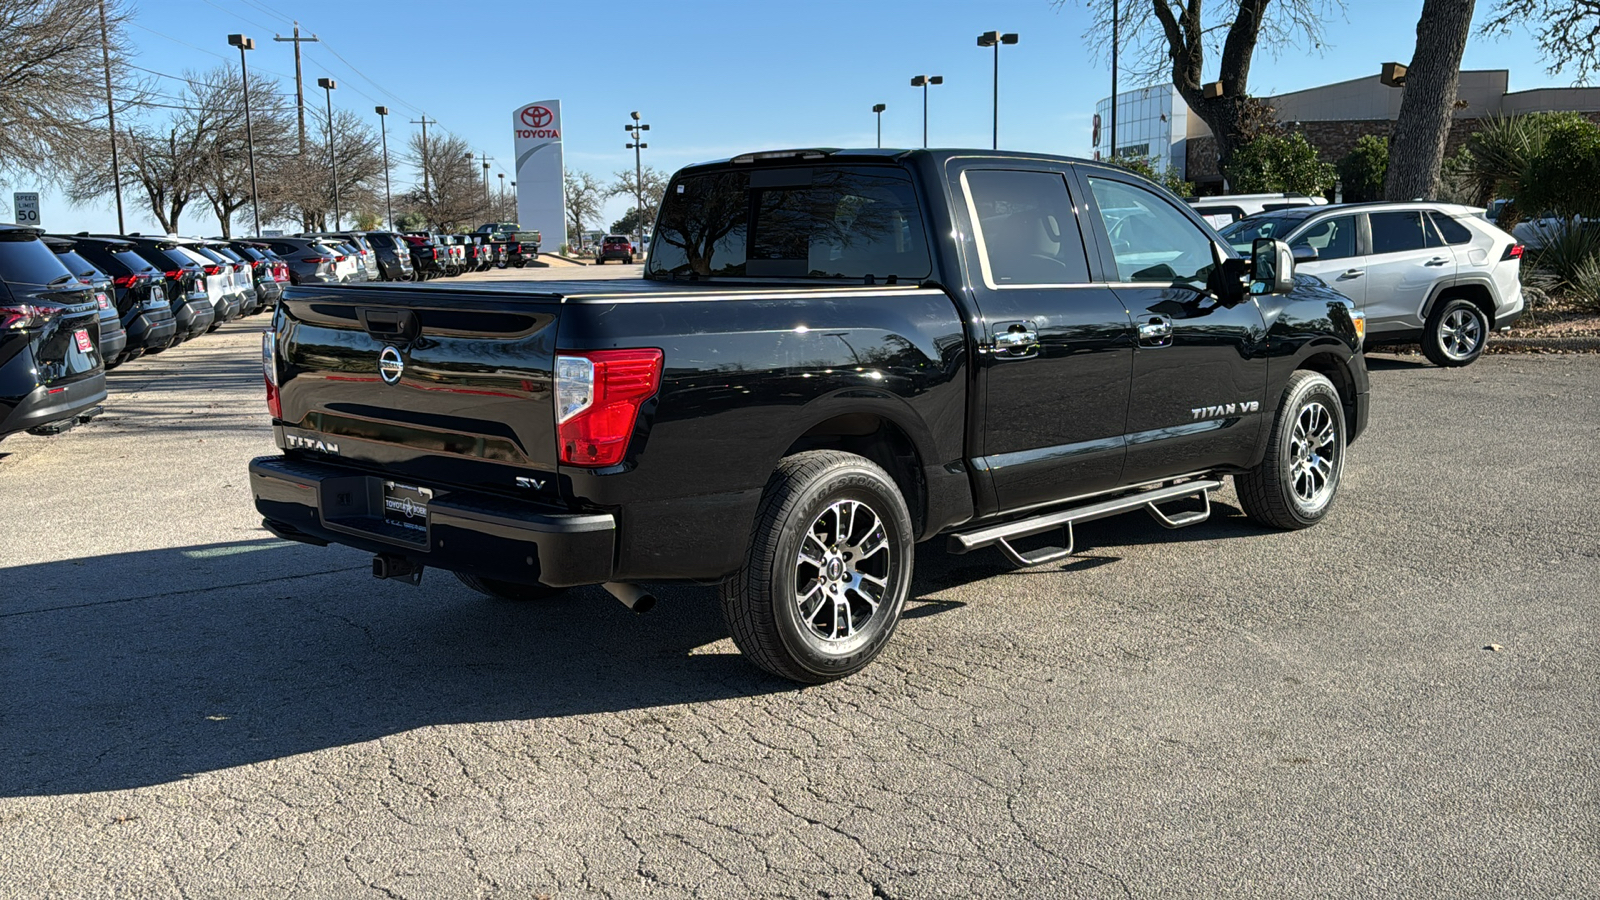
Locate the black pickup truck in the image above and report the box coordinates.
[251,148,1369,683]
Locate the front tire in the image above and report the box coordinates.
[1422,298,1488,367]
[454,571,566,602]
[1236,370,1346,530]
[719,451,914,683]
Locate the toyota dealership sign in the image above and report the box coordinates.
[513,100,567,251]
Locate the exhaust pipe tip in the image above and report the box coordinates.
[603,582,656,614]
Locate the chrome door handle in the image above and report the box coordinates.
[1138,316,1172,347]
[989,322,1039,359]
[1338,269,1365,280]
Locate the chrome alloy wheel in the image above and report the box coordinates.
[1289,401,1339,510]
[1440,308,1484,360]
[794,499,891,643]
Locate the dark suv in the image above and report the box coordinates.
[62,236,179,360]
[400,234,446,280]
[0,225,106,439]
[361,232,416,281]
[115,235,216,342]
[43,238,127,367]
[594,234,634,264]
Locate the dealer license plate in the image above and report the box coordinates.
[74,329,92,353]
[382,481,432,533]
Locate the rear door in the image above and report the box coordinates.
[950,161,1134,513]
[1363,210,1455,336]
[1078,171,1269,482]
[274,288,565,501]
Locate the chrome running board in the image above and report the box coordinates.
[946,478,1224,568]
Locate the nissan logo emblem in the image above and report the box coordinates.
[378,346,404,385]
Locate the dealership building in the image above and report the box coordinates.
[1092,70,1600,190]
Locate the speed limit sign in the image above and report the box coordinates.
[12,192,40,226]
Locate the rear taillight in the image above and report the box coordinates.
[555,349,664,467]
[302,257,328,264]
[164,269,183,280]
[234,263,247,273]
[1503,243,1524,261]
[0,304,58,330]
[113,275,139,288]
[263,330,281,419]
[204,265,222,276]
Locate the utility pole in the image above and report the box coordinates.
[376,106,392,230]
[410,116,436,202]
[626,111,649,236]
[97,0,124,233]
[273,23,319,155]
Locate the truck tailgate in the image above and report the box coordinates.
[274,285,562,502]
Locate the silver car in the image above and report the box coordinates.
[1222,202,1524,367]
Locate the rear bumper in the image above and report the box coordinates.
[176,297,215,336]
[1,373,108,438]
[250,455,617,588]
[98,323,128,361]
[126,308,178,348]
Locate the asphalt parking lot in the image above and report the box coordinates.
[1,271,1596,898]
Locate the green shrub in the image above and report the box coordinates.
[1521,118,1600,220]
[1223,132,1336,195]
[1338,135,1389,202]
[1107,155,1195,199]
[1529,222,1600,311]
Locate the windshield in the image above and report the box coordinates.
[648,164,932,281]
[1219,212,1314,248]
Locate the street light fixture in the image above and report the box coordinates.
[228,34,260,234]
[976,31,1018,150]
[316,77,339,229]
[625,111,650,237]
[909,75,943,149]
[872,103,886,148]
[374,106,392,230]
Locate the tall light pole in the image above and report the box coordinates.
[625,111,650,236]
[98,0,124,233]
[375,106,392,230]
[1110,0,1120,158]
[498,172,505,207]
[229,34,260,235]
[481,158,493,208]
[977,32,1019,151]
[872,103,886,148]
[317,77,339,229]
[909,75,943,149]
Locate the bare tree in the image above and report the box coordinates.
[1065,0,1340,173]
[1484,0,1600,82]
[185,66,296,237]
[0,0,141,185]
[565,169,605,245]
[1384,0,1476,200]
[607,164,669,231]
[275,108,385,231]
[396,130,480,230]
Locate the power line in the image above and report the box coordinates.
[197,0,276,33]
[128,22,295,80]
[238,0,294,26]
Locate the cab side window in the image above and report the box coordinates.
[963,169,1090,286]
[1086,177,1215,287]
[1290,215,1357,261]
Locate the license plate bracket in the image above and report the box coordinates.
[382,480,432,535]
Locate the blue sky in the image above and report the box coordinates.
[25,0,1567,235]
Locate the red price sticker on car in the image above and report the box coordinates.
[74,329,93,353]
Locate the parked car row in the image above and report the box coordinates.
[1216,200,1525,367]
[0,226,287,441]
[397,230,535,279]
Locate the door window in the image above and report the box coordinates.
[963,169,1089,286]
[1087,177,1215,287]
[1369,211,1432,254]
[1290,215,1358,261]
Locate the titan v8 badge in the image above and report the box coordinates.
[378,346,404,384]
[1191,400,1260,421]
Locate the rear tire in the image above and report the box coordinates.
[719,450,914,683]
[1236,371,1346,530]
[1422,298,1488,367]
[454,571,566,602]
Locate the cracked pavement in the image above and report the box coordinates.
[0,303,1596,898]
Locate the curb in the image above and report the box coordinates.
[1488,334,1600,353]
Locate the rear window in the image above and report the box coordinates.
[366,233,395,249]
[113,249,159,274]
[54,249,101,280]
[648,164,932,280]
[0,234,75,286]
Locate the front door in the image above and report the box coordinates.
[1078,173,1270,483]
[953,165,1135,514]
[1363,209,1456,338]
[1289,213,1367,310]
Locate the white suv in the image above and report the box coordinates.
[1221,202,1524,367]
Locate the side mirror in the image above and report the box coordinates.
[1291,243,1318,263]
[1251,238,1296,295]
